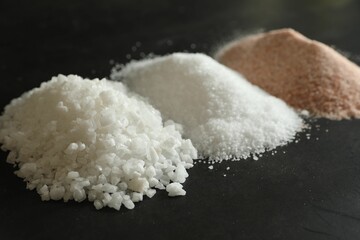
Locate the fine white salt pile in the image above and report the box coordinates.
[111,53,303,162]
[0,74,197,210]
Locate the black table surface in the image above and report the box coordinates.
[2,1,360,239]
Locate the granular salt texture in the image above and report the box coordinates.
[215,28,360,120]
[111,53,303,162]
[0,74,197,210]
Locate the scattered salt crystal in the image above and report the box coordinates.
[172,164,188,183]
[166,182,186,197]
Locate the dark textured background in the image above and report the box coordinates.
[1,0,360,239]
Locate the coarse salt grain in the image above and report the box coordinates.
[166,182,186,197]
[111,53,303,162]
[0,74,197,210]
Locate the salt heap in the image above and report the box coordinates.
[111,53,303,161]
[215,28,360,119]
[0,74,197,210]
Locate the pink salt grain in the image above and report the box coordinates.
[216,28,360,120]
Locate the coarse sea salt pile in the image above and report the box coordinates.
[0,74,197,210]
[111,53,303,162]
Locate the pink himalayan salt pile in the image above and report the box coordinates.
[215,28,360,120]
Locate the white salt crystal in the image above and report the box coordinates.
[172,164,188,183]
[118,182,128,191]
[38,185,50,201]
[67,171,80,179]
[112,53,303,162]
[155,182,165,190]
[108,192,123,210]
[122,194,130,201]
[18,163,37,177]
[88,190,97,201]
[166,182,186,197]
[94,199,104,210]
[110,175,120,186]
[102,192,112,205]
[145,166,156,178]
[49,185,65,200]
[123,199,135,209]
[102,183,118,193]
[131,192,143,202]
[98,174,107,184]
[73,188,86,202]
[146,189,156,198]
[127,177,149,193]
[64,143,78,155]
[148,177,159,187]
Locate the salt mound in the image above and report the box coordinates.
[111,53,303,161]
[0,74,197,210]
[215,28,360,120]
